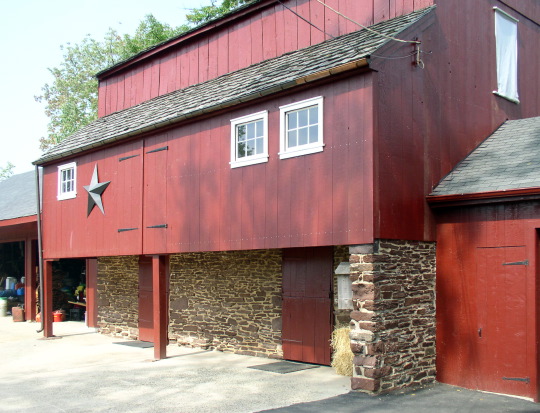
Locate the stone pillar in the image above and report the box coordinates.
[349,240,436,393]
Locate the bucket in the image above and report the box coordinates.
[0,298,7,317]
[53,310,65,322]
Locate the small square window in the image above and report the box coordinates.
[57,162,77,200]
[230,111,269,168]
[279,96,324,159]
[493,7,519,103]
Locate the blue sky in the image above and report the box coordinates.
[0,0,205,174]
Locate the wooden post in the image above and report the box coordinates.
[24,238,38,321]
[85,258,98,328]
[43,260,54,338]
[152,255,169,360]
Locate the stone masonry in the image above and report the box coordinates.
[97,256,139,339]
[168,249,283,358]
[349,240,436,393]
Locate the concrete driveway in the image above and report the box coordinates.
[0,317,349,412]
[1,317,539,413]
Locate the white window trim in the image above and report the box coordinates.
[57,162,77,200]
[230,111,269,168]
[279,96,324,160]
[493,7,519,104]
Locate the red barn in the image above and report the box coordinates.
[33,0,540,399]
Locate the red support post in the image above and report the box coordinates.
[24,239,38,321]
[43,260,54,338]
[152,255,169,360]
[86,258,98,328]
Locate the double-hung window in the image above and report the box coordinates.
[494,7,519,103]
[279,96,324,159]
[230,111,268,168]
[57,162,77,200]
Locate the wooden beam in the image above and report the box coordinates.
[86,258,98,328]
[24,238,38,321]
[43,260,54,338]
[152,255,169,360]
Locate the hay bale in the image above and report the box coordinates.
[331,325,354,376]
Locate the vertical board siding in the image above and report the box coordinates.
[97,0,435,117]
[436,203,540,401]
[43,76,374,259]
[373,0,540,240]
[41,142,144,259]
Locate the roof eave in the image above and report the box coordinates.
[35,57,370,166]
[427,187,540,208]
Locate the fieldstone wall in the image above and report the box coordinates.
[349,240,436,393]
[169,249,282,358]
[96,256,139,339]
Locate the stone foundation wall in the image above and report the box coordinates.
[349,240,436,393]
[96,256,139,339]
[169,249,282,358]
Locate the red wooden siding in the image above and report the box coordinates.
[41,141,143,258]
[371,0,540,241]
[41,75,374,259]
[97,0,434,117]
[282,247,333,365]
[436,202,540,401]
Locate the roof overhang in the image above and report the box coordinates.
[427,187,540,208]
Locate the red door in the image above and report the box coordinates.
[138,256,153,342]
[282,247,333,365]
[475,246,530,397]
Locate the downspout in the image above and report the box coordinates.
[35,165,44,333]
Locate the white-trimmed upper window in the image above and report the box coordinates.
[279,96,324,159]
[230,111,269,168]
[57,162,77,200]
[494,7,519,103]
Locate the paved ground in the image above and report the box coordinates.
[0,317,538,413]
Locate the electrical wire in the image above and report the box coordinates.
[276,0,336,39]
[315,0,421,44]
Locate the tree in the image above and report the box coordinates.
[0,162,14,181]
[185,0,252,26]
[37,1,255,151]
[36,15,185,150]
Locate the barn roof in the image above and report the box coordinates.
[0,171,37,221]
[431,116,540,196]
[35,6,435,165]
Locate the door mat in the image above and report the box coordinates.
[248,361,319,374]
[113,341,154,348]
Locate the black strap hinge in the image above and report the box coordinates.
[502,260,528,266]
[502,377,530,384]
[147,224,168,229]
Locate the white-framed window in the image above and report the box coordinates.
[57,162,77,200]
[230,111,269,168]
[279,96,324,159]
[493,7,519,103]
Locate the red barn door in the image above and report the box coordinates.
[474,246,530,398]
[282,247,333,365]
[138,256,153,342]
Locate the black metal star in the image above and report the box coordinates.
[83,164,111,216]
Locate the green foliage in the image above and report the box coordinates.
[37,1,255,151]
[0,162,14,182]
[185,0,252,26]
[36,15,184,150]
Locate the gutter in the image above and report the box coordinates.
[35,57,370,166]
[34,165,44,333]
[427,187,540,208]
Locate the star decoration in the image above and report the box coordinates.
[83,164,111,217]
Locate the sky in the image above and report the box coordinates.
[0,0,206,174]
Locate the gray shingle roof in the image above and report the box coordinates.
[35,6,435,165]
[0,171,37,221]
[431,116,540,196]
